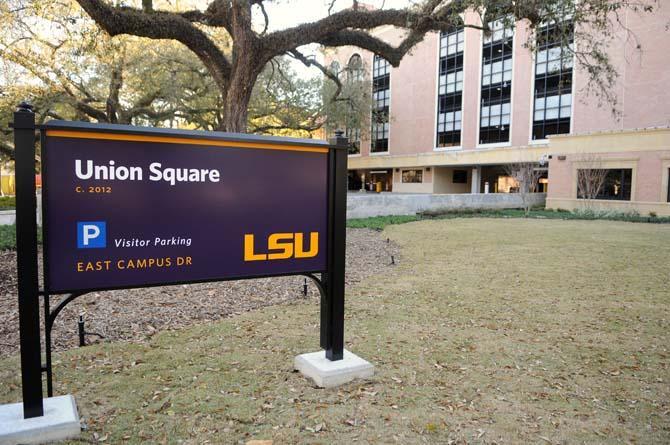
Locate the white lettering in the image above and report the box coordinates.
[82,225,100,245]
[75,160,93,179]
[149,162,163,182]
[74,160,220,185]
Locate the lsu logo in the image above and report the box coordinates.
[244,232,318,261]
[77,222,106,249]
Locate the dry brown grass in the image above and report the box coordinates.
[1,218,669,444]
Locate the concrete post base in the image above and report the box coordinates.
[0,395,80,445]
[294,349,374,388]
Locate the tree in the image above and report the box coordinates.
[576,155,609,204]
[320,55,372,153]
[503,162,545,216]
[0,1,182,126]
[64,0,655,133]
[247,57,323,136]
[0,0,331,157]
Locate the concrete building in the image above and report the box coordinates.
[326,6,670,216]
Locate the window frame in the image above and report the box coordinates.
[401,169,424,183]
[576,168,633,201]
[347,54,364,82]
[371,54,391,154]
[346,127,361,155]
[452,169,468,184]
[478,18,515,146]
[531,20,575,142]
[435,27,465,150]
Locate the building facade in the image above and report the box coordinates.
[325,6,670,216]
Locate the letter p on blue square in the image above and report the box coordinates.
[77,222,106,248]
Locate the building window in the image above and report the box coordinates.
[577,168,632,201]
[347,54,364,82]
[453,169,468,183]
[402,169,423,183]
[346,127,361,155]
[532,21,574,140]
[479,19,514,144]
[329,61,341,77]
[372,55,390,153]
[437,28,464,148]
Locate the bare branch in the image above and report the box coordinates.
[254,1,269,36]
[577,155,609,201]
[503,162,545,216]
[288,49,342,102]
[327,0,338,16]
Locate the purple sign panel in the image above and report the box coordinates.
[42,126,329,293]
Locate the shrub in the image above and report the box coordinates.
[0,196,16,210]
[346,208,670,230]
[0,225,16,250]
[347,215,421,230]
[0,225,43,250]
[571,208,669,223]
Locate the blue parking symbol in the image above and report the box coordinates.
[77,222,106,248]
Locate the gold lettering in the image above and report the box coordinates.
[294,232,319,258]
[268,233,294,260]
[244,234,267,261]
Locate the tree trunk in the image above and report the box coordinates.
[222,62,263,133]
[223,84,252,133]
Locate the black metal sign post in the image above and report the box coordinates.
[9,110,357,421]
[13,103,44,418]
[322,131,348,360]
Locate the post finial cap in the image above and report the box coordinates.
[17,102,34,113]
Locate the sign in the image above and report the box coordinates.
[42,123,330,293]
[12,110,347,420]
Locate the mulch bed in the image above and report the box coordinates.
[0,228,398,356]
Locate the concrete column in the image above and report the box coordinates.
[471,167,480,194]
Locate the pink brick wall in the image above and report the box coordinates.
[327,5,670,156]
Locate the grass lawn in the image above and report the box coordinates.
[1,218,669,444]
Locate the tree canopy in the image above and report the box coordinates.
[1,0,658,148]
[63,0,656,133]
[1,0,348,157]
